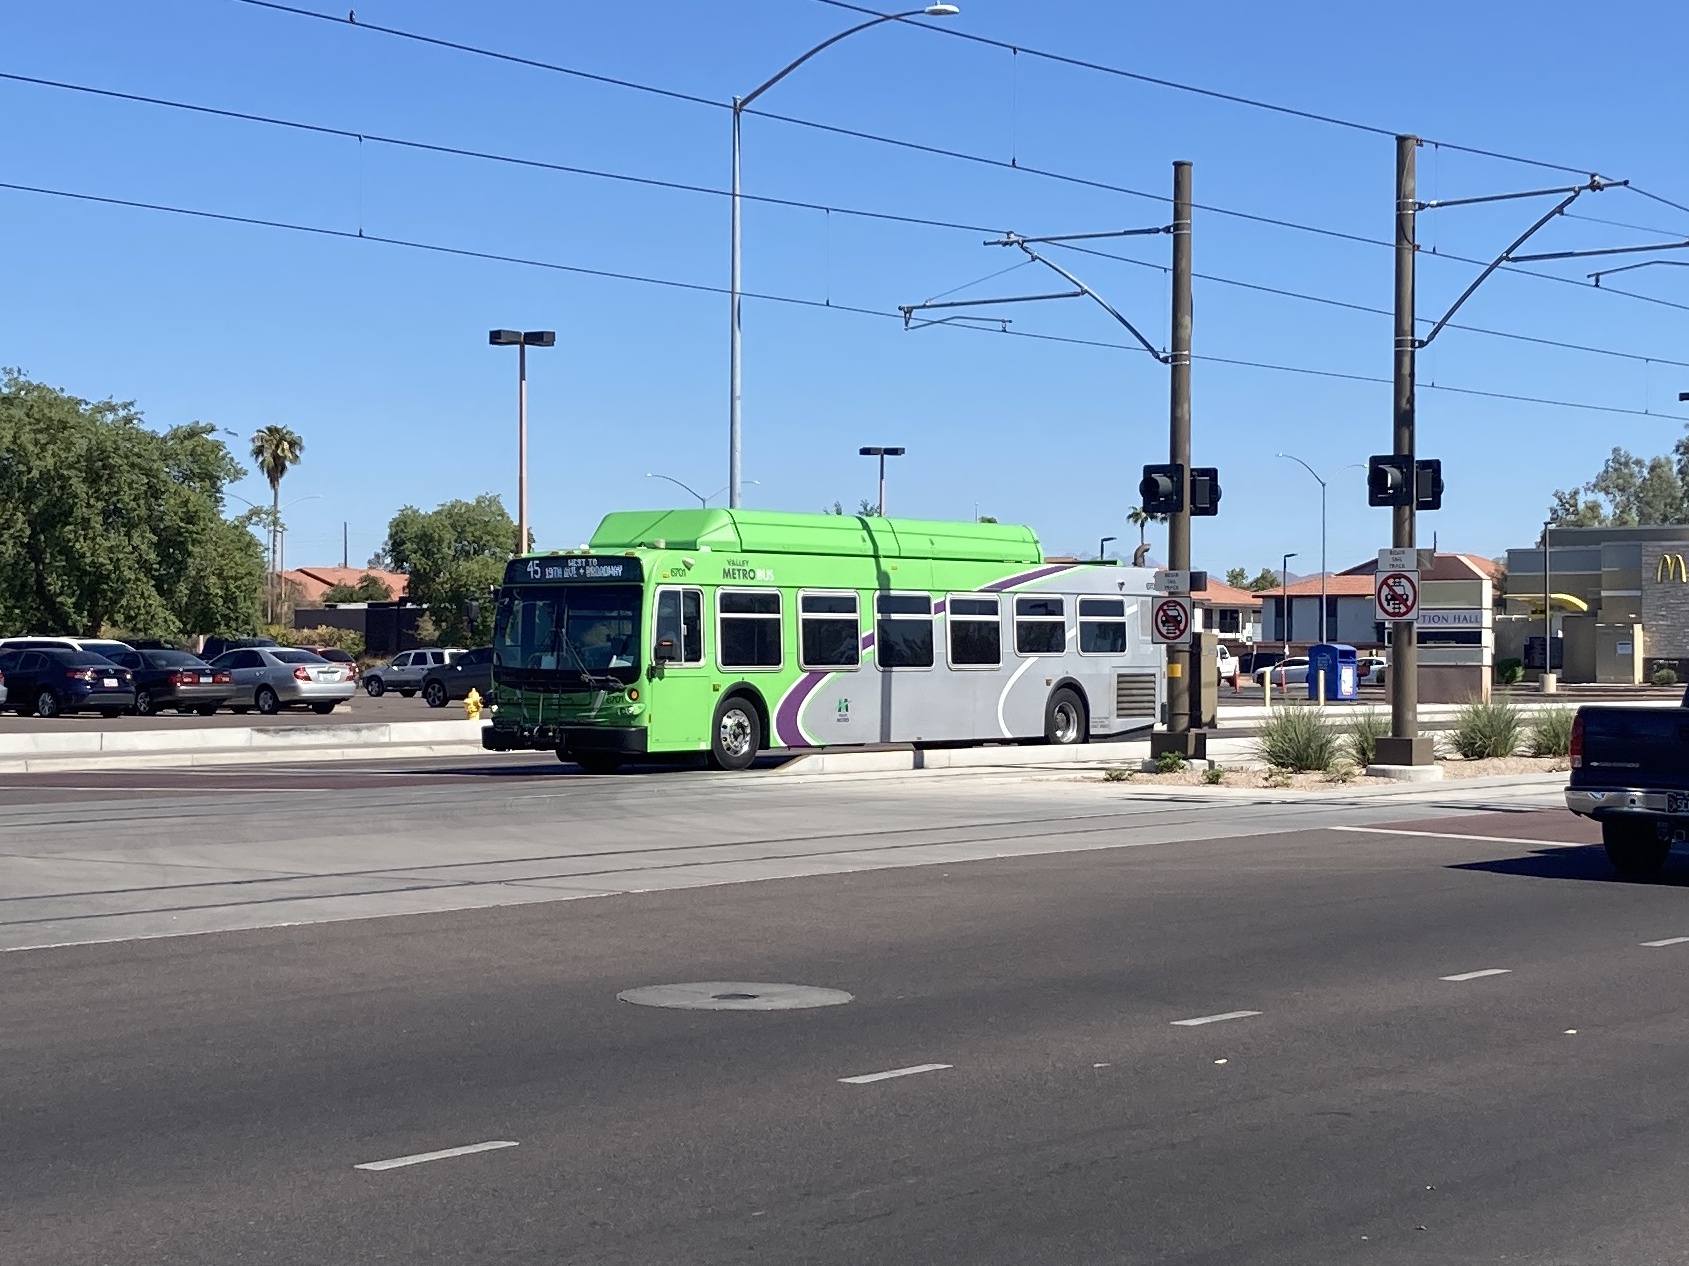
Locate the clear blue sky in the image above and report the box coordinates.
[3,1,1686,574]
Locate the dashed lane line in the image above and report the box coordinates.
[1441,969,1513,982]
[1642,937,1689,948]
[354,1140,518,1171]
[839,1063,952,1085]
[1170,1011,1263,1027]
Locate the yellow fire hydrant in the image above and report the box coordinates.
[463,687,484,720]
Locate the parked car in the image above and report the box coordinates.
[1215,643,1239,688]
[200,635,278,662]
[209,646,357,715]
[422,646,494,708]
[0,636,136,660]
[1254,656,1311,688]
[300,646,359,683]
[1237,650,1284,677]
[363,648,463,698]
[1358,655,1387,686]
[0,662,7,708]
[0,647,136,717]
[104,648,233,716]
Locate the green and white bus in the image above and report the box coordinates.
[483,509,1164,772]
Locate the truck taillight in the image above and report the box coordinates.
[1569,711,1584,769]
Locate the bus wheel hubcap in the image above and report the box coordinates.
[1055,703,1078,742]
[720,710,752,757]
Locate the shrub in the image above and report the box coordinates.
[287,624,365,656]
[1327,762,1357,784]
[1496,657,1525,685]
[1202,765,1225,785]
[1651,666,1679,687]
[1255,706,1337,772]
[1346,708,1389,769]
[1527,706,1576,758]
[1155,750,1188,774]
[1103,767,1133,783]
[1447,697,1521,760]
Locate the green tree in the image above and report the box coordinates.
[249,424,305,616]
[1548,434,1689,527]
[1248,568,1283,591]
[321,573,394,603]
[383,494,515,645]
[0,371,263,637]
[1225,567,1250,589]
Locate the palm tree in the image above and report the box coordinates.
[250,426,305,620]
[1127,506,1166,567]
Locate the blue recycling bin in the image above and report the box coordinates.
[1308,643,1359,702]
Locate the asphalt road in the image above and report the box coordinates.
[14,770,1689,1263]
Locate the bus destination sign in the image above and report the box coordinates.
[505,556,643,585]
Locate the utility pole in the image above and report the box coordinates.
[1165,160,1195,746]
[1377,135,1430,766]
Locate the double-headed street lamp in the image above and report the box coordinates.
[645,472,759,507]
[1099,535,1117,561]
[859,446,905,516]
[728,4,959,509]
[489,329,556,555]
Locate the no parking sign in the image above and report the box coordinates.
[1151,596,1192,644]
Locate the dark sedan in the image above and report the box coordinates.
[423,646,495,708]
[0,647,136,717]
[105,648,233,716]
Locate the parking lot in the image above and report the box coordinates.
[0,690,457,732]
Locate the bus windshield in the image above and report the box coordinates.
[493,584,641,687]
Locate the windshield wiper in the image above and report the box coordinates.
[554,625,617,692]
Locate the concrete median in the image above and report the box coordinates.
[0,719,491,774]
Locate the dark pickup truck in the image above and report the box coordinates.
[1566,693,1689,878]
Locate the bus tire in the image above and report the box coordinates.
[569,751,623,775]
[1045,687,1087,746]
[709,694,762,771]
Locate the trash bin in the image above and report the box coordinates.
[1308,643,1358,702]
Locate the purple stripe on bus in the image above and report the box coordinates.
[983,563,1076,592]
[773,628,877,748]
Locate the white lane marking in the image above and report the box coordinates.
[1171,1010,1262,1027]
[839,1063,952,1085]
[1441,968,1512,982]
[1643,937,1689,948]
[1330,826,1586,848]
[354,1140,518,1171]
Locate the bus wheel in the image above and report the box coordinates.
[710,695,761,771]
[1045,687,1087,745]
[569,751,622,775]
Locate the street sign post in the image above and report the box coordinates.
[1374,569,1420,623]
[1151,596,1193,644]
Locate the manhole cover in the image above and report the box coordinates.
[617,982,854,1011]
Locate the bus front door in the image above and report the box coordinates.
[648,586,713,753]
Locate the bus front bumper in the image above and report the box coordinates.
[483,722,648,755]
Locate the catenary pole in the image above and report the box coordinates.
[1167,160,1194,738]
[1385,134,1424,762]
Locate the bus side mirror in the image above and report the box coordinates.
[654,638,678,663]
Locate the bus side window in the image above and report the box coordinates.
[1014,596,1066,655]
[875,593,933,669]
[655,588,704,665]
[948,595,1001,667]
[1079,597,1128,654]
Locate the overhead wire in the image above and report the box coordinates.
[0,176,1675,423]
[813,0,1603,178]
[223,0,1689,318]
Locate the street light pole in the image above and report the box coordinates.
[1543,520,1554,689]
[1276,454,1328,643]
[1099,535,1117,561]
[1281,551,1299,660]
[728,5,958,509]
[489,329,555,556]
[859,447,905,515]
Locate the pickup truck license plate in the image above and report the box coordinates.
[1670,793,1689,815]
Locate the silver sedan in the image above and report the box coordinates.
[211,646,358,715]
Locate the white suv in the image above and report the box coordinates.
[363,648,462,698]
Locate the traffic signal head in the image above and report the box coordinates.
[1367,454,1413,507]
[1190,467,1222,517]
[1415,458,1444,511]
[1139,463,1185,515]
